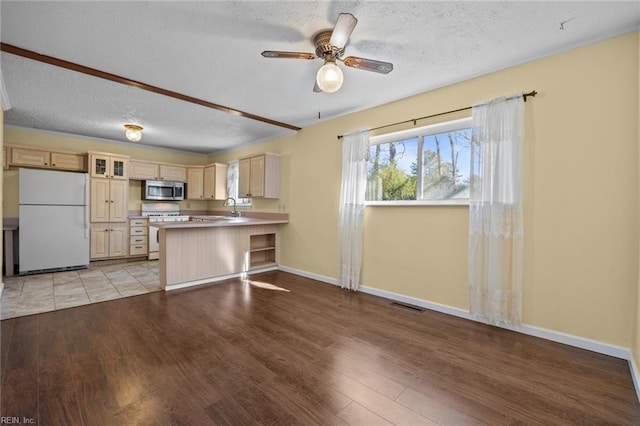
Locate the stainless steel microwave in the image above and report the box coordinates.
[143,180,185,201]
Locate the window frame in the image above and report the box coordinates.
[365,116,472,207]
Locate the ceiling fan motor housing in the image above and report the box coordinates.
[314,30,345,59]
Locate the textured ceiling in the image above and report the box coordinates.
[1,1,639,154]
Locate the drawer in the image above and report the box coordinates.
[130,235,146,245]
[130,226,147,236]
[130,219,147,227]
[130,244,148,256]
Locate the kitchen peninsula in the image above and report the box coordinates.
[153,214,288,290]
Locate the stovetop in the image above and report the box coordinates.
[145,214,190,222]
[141,202,186,222]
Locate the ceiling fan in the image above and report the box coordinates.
[261,13,393,93]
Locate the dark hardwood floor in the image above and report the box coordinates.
[1,270,639,425]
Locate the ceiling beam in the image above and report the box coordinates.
[0,43,301,131]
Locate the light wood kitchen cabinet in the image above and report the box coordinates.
[90,179,128,222]
[6,145,86,171]
[204,163,228,200]
[90,222,127,259]
[89,152,128,179]
[11,147,51,168]
[186,167,204,200]
[129,218,148,257]
[129,160,186,182]
[238,153,280,198]
[129,160,159,180]
[50,152,86,171]
[186,164,226,200]
[159,164,186,182]
[3,147,8,170]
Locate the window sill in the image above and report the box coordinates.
[365,200,469,207]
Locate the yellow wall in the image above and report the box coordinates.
[2,128,211,216]
[635,30,640,370]
[213,32,640,349]
[2,32,638,352]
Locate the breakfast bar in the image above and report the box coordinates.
[153,215,288,290]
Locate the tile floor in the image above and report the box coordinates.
[0,260,161,320]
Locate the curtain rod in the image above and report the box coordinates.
[337,90,538,139]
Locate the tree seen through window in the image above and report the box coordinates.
[366,125,472,201]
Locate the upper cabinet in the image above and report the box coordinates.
[11,147,49,168]
[9,146,86,171]
[129,160,186,182]
[160,164,186,182]
[204,163,228,200]
[129,160,159,180]
[186,163,227,200]
[89,152,128,179]
[186,167,204,200]
[50,152,86,171]
[238,153,280,199]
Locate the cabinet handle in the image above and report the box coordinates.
[104,228,109,232]
[52,164,56,166]
[105,200,109,203]
[135,246,143,249]
[44,163,48,165]
[110,229,114,231]
[110,200,114,203]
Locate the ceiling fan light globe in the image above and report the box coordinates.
[316,62,344,93]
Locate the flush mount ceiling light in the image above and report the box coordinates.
[316,58,344,93]
[124,124,143,142]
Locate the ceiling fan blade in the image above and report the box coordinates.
[329,13,358,49]
[343,56,394,74]
[261,51,317,60]
[313,80,322,93]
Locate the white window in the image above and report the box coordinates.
[366,117,472,205]
[226,160,252,207]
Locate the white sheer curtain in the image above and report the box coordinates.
[226,160,251,206]
[468,94,524,326]
[338,129,369,291]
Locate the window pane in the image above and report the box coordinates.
[366,137,418,201]
[421,128,471,200]
[226,160,252,206]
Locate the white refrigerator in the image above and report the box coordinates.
[19,168,90,274]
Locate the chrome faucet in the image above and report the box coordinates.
[225,197,240,217]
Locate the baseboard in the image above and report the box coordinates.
[630,354,640,402]
[358,284,474,321]
[278,265,338,286]
[507,323,630,360]
[278,265,632,361]
[165,266,279,291]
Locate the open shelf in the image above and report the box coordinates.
[249,233,276,269]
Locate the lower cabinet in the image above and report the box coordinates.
[90,222,128,259]
[129,218,148,257]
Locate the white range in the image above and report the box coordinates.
[141,203,189,260]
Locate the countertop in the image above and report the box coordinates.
[150,216,288,229]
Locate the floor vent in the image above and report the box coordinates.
[390,301,425,312]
